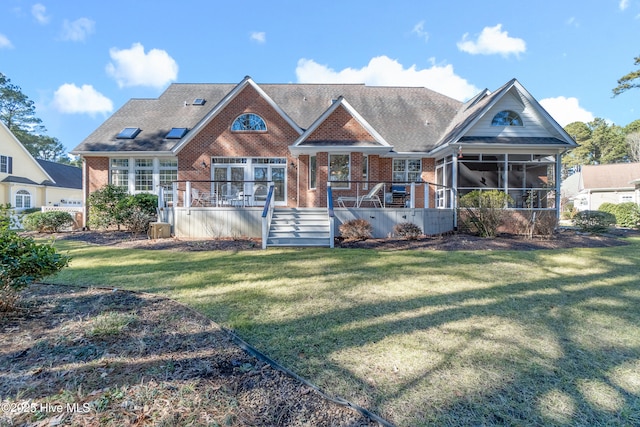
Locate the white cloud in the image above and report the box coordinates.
[106,43,178,88]
[0,34,13,49]
[412,21,429,42]
[566,16,579,27]
[32,3,50,24]
[250,31,266,43]
[296,56,479,101]
[539,96,594,127]
[61,18,95,42]
[620,0,630,10]
[457,24,526,57]
[52,83,113,115]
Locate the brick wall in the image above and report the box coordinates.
[178,84,300,205]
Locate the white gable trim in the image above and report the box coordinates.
[171,76,303,154]
[0,121,54,183]
[291,97,393,148]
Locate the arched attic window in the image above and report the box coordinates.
[491,110,523,126]
[231,113,267,131]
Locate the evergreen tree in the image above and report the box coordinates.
[0,72,67,162]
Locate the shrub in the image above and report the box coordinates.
[0,204,71,312]
[393,222,423,240]
[117,193,158,234]
[599,202,640,229]
[88,184,128,230]
[339,218,373,241]
[22,211,74,233]
[459,190,514,237]
[572,210,616,233]
[88,186,158,233]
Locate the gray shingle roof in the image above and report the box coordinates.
[37,159,82,189]
[581,162,640,190]
[72,81,462,154]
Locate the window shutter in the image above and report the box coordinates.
[8,156,12,174]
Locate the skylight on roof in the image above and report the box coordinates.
[116,127,141,139]
[166,127,188,139]
[193,98,206,105]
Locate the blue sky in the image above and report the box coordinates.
[1,0,639,154]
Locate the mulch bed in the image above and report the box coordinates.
[44,227,638,252]
[1,284,378,426]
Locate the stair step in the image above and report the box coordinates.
[269,225,330,232]
[265,208,331,248]
[267,237,331,246]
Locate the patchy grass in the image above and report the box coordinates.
[87,311,137,337]
[20,235,640,426]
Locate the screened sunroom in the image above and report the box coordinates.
[435,151,561,211]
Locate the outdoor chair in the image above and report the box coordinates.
[191,188,209,206]
[337,182,385,208]
[220,184,241,206]
[253,184,268,203]
[356,182,384,207]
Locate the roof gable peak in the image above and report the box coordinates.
[172,76,303,153]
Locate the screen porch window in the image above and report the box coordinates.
[110,159,129,188]
[134,159,154,192]
[393,159,421,182]
[329,154,350,188]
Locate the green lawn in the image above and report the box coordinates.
[47,238,640,426]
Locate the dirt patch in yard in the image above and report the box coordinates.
[1,284,378,426]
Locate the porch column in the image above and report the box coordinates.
[185,181,191,208]
[424,183,429,208]
[452,153,458,228]
[410,182,416,208]
[555,153,562,219]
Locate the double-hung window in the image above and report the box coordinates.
[110,159,129,188]
[309,155,317,189]
[159,159,178,201]
[134,159,154,192]
[393,159,421,182]
[329,154,350,188]
[0,155,12,173]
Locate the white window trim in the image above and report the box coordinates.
[109,157,178,194]
[328,153,351,189]
[392,158,422,183]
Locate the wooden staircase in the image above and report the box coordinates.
[265,208,331,247]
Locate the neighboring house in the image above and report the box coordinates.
[72,76,576,243]
[0,121,83,213]
[569,163,640,211]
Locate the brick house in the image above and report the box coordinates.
[71,76,576,246]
